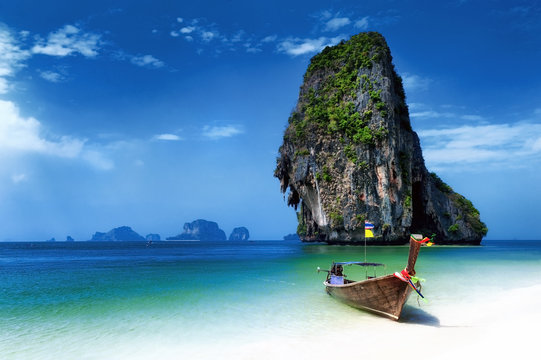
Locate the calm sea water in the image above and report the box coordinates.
[1,240,540,359]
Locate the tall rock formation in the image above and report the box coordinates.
[275,32,487,245]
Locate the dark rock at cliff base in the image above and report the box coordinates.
[145,234,161,242]
[283,233,300,241]
[229,227,250,241]
[90,226,145,241]
[167,219,226,241]
[274,32,487,245]
[66,236,75,242]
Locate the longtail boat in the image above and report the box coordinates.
[318,234,431,320]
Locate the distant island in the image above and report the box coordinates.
[145,234,161,242]
[167,219,227,241]
[90,226,145,242]
[283,233,300,241]
[70,220,252,242]
[229,227,250,241]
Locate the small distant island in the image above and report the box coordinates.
[283,233,300,241]
[48,220,253,243]
[229,227,250,241]
[90,226,145,242]
[145,234,161,242]
[167,219,227,241]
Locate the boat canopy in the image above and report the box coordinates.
[334,261,384,267]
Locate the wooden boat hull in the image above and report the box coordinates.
[323,237,423,320]
[324,275,418,320]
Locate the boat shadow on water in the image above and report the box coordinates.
[399,305,440,327]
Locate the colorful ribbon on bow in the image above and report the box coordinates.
[410,235,434,246]
[393,268,427,302]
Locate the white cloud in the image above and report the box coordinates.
[113,50,165,69]
[31,24,101,58]
[201,31,216,42]
[410,110,455,119]
[202,125,243,139]
[231,30,246,43]
[354,16,370,29]
[461,114,485,121]
[177,17,184,23]
[11,173,27,184]
[39,70,64,83]
[180,26,195,34]
[0,26,31,93]
[262,35,277,43]
[410,105,486,123]
[418,122,541,169]
[245,43,262,53]
[532,137,541,152]
[277,36,343,56]
[0,99,84,158]
[82,149,114,171]
[130,54,164,68]
[0,99,114,170]
[154,133,181,141]
[402,73,432,92]
[170,30,180,37]
[0,77,8,94]
[319,10,333,20]
[0,28,30,76]
[324,17,351,31]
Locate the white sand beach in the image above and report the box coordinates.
[176,284,541,360]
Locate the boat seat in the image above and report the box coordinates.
[330,275,344,284]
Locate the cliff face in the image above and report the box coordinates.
[275,32,487,245]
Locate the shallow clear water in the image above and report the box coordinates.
[1,240,540,359]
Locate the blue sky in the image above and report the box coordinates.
[0,0,540,241]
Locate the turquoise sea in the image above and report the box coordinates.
[2,240,541,359]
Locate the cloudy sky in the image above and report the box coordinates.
[1,0,540,241]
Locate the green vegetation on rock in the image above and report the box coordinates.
[288,32,394,149]
[451,192,488,236]
[430,172,488,237]
[430,172,453,193]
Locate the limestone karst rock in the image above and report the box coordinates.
[167,219,227,241]
[275,32,487,244]
[229,227,250,241]
[90,226,145,241]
